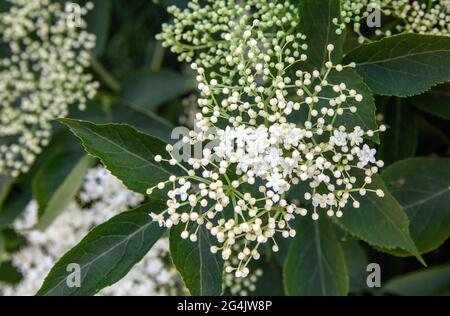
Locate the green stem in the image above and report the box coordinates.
[150,43,166,72]
[90,56,120,93]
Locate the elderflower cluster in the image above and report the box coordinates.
[154,2,386,278]
[337,0,450,42]
[0,167,184,296]
[0,0,99,177]
[157,0,300,67]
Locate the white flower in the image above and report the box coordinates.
[330,130,348,146]
[266,172,288,193]
[358,144,377,168]
[348,127,365,146]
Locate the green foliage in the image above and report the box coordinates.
[379,99,418,165]
[337,174,422,262]
[381,264,450,296]
[37,202,166,296]
[0,129,87,229]
[170,225,223,296]
[0,176,13,209]
[85,0,112,57]
[410,84,450,120]
[33,154,95,230]
[60,119,174,194]
[299,0,345,68]
[382,158,450,254]
[284,217,348,296]
[110,103,173,142]
[0,261,22,285]
[345,34,450,97]
[341,240,369,293]
[120,70,195,112]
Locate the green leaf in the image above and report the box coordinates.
[411,83,450,120]
[299,0,345,68]
[170,225,223,296]
[0,261,22,285]
[344,34,450,97]
[120,70,195,112]
[37,201,166,296]
[0,231,5,262]
[0,175,13,209]
[33,154,95,230]
[337,174,423,263]
[382,158,450,254]
[284,217,349,296]
[251,259,284,296]
[381,264,450,296]
[110,103,173,142]
[1,228,26,253]
[379,99,418,165]
[341,240,369,293]
[59,119,174,194]
[0,129,83,229]
[85,0,112,57]
[329,68,379,142]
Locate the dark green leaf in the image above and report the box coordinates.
[411,84,450,120]
[0,261,22,285]
[170,225,223,296]
[382,158,450,254]
[251,259,284,296]
[111,103,173,142]
[379,99,418,165]
[0,232,4,262]
[37,201,166,296]
[120,70,195,112]
[381,264,450,296]
[2,229,26,253]
[337,174,423,262]
[341,240,369,293]
[0,129,83,229]
[299,0,345,68]
[85,0,112,57]
[284,217,348,296]
[0,175,13,209]
[344,34,450,97]
[59,119,174,194]
[33,154,95,230]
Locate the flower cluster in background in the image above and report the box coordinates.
[338,0,450,42]
[154,0,386,278]
[224,241,263,295]
[0,0,99,177]
[0,167,184,296]
[157,0,300,67]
